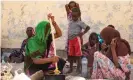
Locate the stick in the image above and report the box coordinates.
[48,16,60,74]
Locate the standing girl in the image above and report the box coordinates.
[65,1,83,51]
[65,1,83,69]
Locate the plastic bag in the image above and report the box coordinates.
[12,69,31,80]
[1,63,13,80]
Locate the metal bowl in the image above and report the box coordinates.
[44,74,65,80]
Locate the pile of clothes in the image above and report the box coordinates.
[2,50,24,63]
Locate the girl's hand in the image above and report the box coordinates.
[65,4,69,7]
[96,42,100,50]
[111,38,117,51]
[78,32,84,37]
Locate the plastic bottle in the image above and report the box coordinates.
[81,56,88,78]
[97,34,103,44]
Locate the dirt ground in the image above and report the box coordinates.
[1,50,133,80]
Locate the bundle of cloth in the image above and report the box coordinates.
[3,50,24,63]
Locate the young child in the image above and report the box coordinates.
[65,1,82,67]
[65,1,82,51]
[82,32,99,76]
[67,7,90,73]
[82,32,99,67]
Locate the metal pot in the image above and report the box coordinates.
[44,74,65,80]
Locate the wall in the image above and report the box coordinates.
[1,0,133,51]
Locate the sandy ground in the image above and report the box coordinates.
[1,62,133,80]
[1,51,133,80]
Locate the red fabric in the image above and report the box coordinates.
[68,37,82,56]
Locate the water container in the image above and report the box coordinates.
[81,56,88,78]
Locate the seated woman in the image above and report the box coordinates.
[20,27,35,54]
[24,15,66,75]
[91,27,131,80]
[4,27,34,63]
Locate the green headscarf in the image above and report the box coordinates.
[24,21,51,72]
[26,21,51,58]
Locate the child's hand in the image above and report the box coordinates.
[65,46,67,51]
[65,4,69,7]
[76,3,79,8]
[96,43,100,50]
[78,32,84,37]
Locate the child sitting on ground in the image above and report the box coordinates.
[82,32,99,75]
[82,32,99,67]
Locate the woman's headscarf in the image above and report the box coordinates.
[100,27,119,45]
[24,21,51,72]
[26,21,51,58]
[100,27,131,57]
